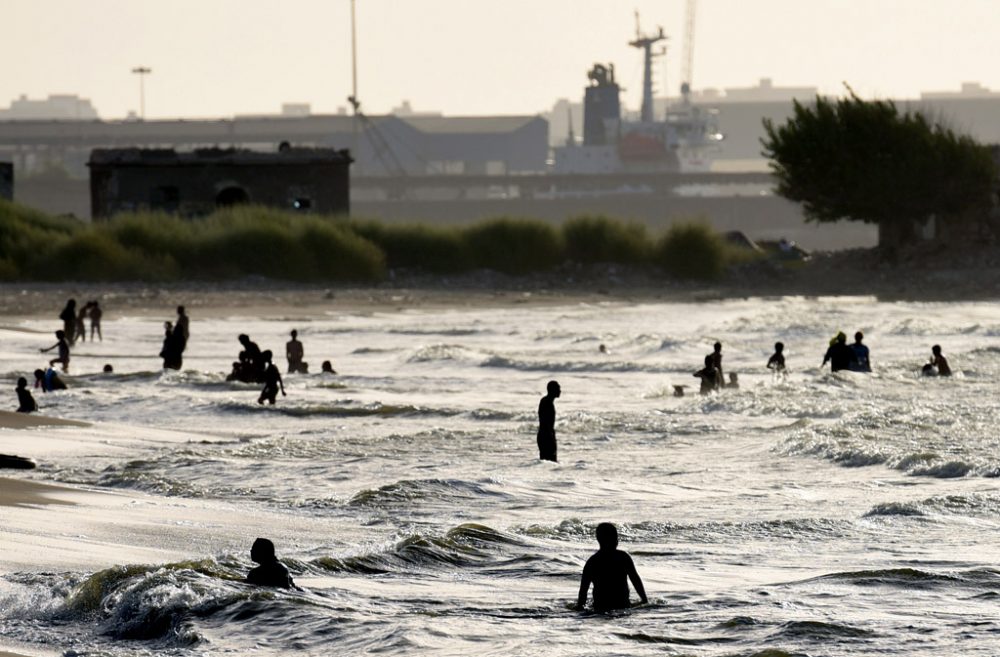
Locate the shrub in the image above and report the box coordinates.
[654,222,728,280]
[462,218,564,275]
[562,215,650,264]
[350,220,471,273]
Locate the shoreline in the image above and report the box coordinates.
[3,245,1000,318]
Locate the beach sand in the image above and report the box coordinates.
[0,410,89,429]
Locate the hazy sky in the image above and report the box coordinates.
[5,0,999,119]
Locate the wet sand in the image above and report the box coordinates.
[0,410,90,429]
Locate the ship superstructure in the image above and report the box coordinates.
[553,17,722,174]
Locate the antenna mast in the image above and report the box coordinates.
[680,0,697,104]
[629,12,666,123]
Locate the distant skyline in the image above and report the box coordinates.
[5,0,1000,119]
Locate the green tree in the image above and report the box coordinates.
[762,92,997,248]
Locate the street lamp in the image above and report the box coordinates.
[131,66,152,120]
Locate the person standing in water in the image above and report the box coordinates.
[694,354,722,394]
[575,522,648,612]
[245,538,295,588]
[175,306,190,347]
[40,330,70,372]
[286,329,305,373]
[15,377,37,413]
[537,380,561,462]
[710,342,724,380]
[74,302,90,345]
[767,342,786,373]
[89,301,103,341]
[258,351,286,405]
[850,331,871,372]
[822,332,856,373]
[58,299,76,344]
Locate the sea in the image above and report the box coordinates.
[3,295,1000,656]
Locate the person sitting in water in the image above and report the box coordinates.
[575,522,648,613]
[258,351,286,405]
[694,354,722,394]
[34,368,66,392]
[850,331,871,372]
[40,330,70,373]
[767,342,786,373]
[320,360,337,374]
[15,377,37,413]
[822,332,856,373]
[922,344,952,377]
[245,537,294,588]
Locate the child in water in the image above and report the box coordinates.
[922,344,952,377]
[576,522,648,612]
[258,351,286,405]
[40,330,70,372]
[767,341,786,373]
[34,368,67,392]
[15,377,37,413]
[245,538,294,588]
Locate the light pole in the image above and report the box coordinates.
[131,66,152,120]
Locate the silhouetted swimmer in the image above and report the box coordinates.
[89,301,103,341]
[726,372,740,389]
[175,306,189,348]
[537,380,560,462]
[15,377,37,413]
[924,344,951,377]
[74,302,90,345]
[40,330,70,372]
[850,331,871,372]
[226,361,243,382]
[822,332,856,373]
[575,523,648,613]
[286,329,306,373]
[767,342,786,372]
[599,343,608,354]
[710,342,724,379]
[34,368,66,392]
[694,354,722,394]
[160,321,184,370]
[102,363,113,373]
[59,299,76,344]
[321,360,337,374]
[258,350,286,405]
[245,538,294,588]
[238,334,264,382]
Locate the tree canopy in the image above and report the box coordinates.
[762,93,997,244]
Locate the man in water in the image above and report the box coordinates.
[89,301,103,341]
[850,331,871,372]
[321,360,337,374]
[58,299,76,344]
[537,380,560,462]
[40,330,70,372]
[175,306,190,345]
[15,377,37,413]
[767,342,786,373]
[710,342,724,380]
[575,522,648,613]
[245,537,294,588]
[694,354,722,394]
[286,329,305,373]
[822,332,856,372]
[238,334,265,382]
[927,344,952,376]
[258,351,286,405]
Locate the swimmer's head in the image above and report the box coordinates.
[55,330,65,339]
[102,364,113,373]
[596,522,618,550]
[16,377,27,388]
[547,380,561,397]
[34,369,44,380]
[250,537,276,563]
[932,344,942,355]
[177,305,185,315]
[262,350,273,362]
[775,342,784,352]
[855,331,864,342]
[714,342,722,352]
[291,329,298,338]
[238,334,249,344]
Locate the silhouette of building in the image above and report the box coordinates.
[88,146,351,219]
[0,162,12,200]
[0,94,99,121]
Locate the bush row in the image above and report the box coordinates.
[0,201,751,282]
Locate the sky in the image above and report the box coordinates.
[4,0,999,120]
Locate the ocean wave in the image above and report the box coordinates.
[770,619,875,640]
[809,567,1000,590]
[480,355,670,373]
[349,479,511,508]
[406,344,478,363]
[313,523,530,575]
[863,502,926,517]
[216,400,459,418]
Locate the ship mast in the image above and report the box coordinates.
[629,12,666,123]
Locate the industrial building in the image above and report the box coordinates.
[88,146,351,219]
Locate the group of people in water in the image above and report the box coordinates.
[14,301,346,414]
